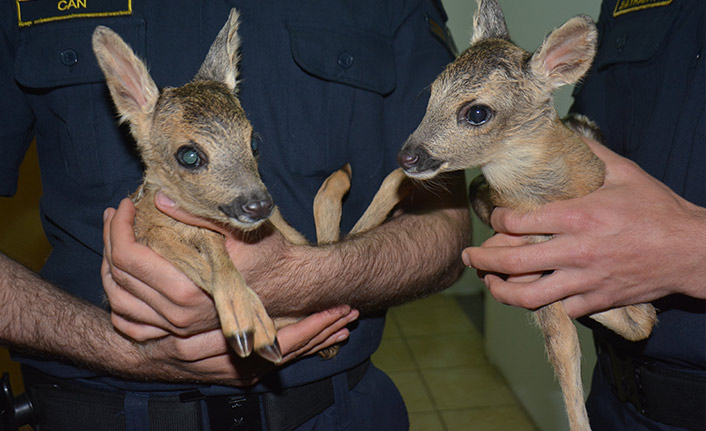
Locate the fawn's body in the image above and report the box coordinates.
[94,9,407,363]
[397,1,656,429]
[93,10,306,362]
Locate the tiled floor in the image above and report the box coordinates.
[373,293,538,431]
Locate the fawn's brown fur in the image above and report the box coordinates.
[397,1,656,430]
[93,10,408,363]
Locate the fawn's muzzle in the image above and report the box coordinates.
[397,144,444,177]
[219,193,274,224]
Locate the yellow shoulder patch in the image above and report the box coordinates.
[16,0,132,27]
[613,0,674,17]
[426,14,458,57]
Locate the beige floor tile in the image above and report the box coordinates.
[372,338,417,372]
[379,293,535,430]
[422,365,517,410]
[441,406,537,431]
[386,370,436,413]
[407,332,488,370]
[409,411,446,431]
[392,296,474,337]
[383,312,403,339]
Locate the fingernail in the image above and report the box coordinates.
[336,331,349,342]
[462,251,471,267]
[347,309,359,322]
[156,192,175,208]
[103,209,110,222]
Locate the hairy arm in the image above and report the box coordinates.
[0,252,133,373]
[1,252,355,385]
[238,175,470,316]
[106,172,470,333]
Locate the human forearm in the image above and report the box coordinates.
[0,253,241,384]
[109,172,470,321]
[274,211,467,315]
[666,201,706,300]
[250,175,471,316]
[2,251,356,385]
[0,252,138,374]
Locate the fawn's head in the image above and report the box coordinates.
[93,10,272,230]
[399,0,597,179]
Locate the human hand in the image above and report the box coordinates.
[103,197,300,339]
[153,192,308,316]
[102,199,358,370]
[463,139,706,318]
[137,305,358,386]
[102,198,219,341]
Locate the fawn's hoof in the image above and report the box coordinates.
[228,331,254,358]
[256,339,283,363]
[215,286,280,362]
[227,330,282,362]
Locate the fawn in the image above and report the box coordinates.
[397,1,656,430]
[93,9,408,363]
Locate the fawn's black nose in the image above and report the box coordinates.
[397,151,419,170]
[397,143,443,176]
[241,199,273,220]
[220,193,273,223]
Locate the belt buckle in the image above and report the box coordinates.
[206,394,262,431]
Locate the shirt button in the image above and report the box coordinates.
[615,34,628,51]
[60,49,78,66]
[337,52,354,69]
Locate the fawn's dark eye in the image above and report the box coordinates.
[176,145,207,169]
[250,133,262,158]
[460,104,492,126]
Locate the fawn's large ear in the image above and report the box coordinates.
[471,0,510,44]
[529,15,597,90]
[195,9,241,91]
[92,26,159,141]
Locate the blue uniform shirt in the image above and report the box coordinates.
[0,0,454,394]
[571,0,705,428]
[572,0,705,369]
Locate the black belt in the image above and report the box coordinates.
[595,336,706,430]
[21,360,369,431]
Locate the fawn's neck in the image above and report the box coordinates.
[481,121,603,212]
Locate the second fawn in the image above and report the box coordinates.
[397,1,657,429]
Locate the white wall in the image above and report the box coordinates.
[439,1,602,430]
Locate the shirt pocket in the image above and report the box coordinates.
[593,7,679,71]
[15,18,145,188]
[591,5,681,156]
[284,19,397,177]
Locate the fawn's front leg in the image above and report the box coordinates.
[142,224,281,362]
